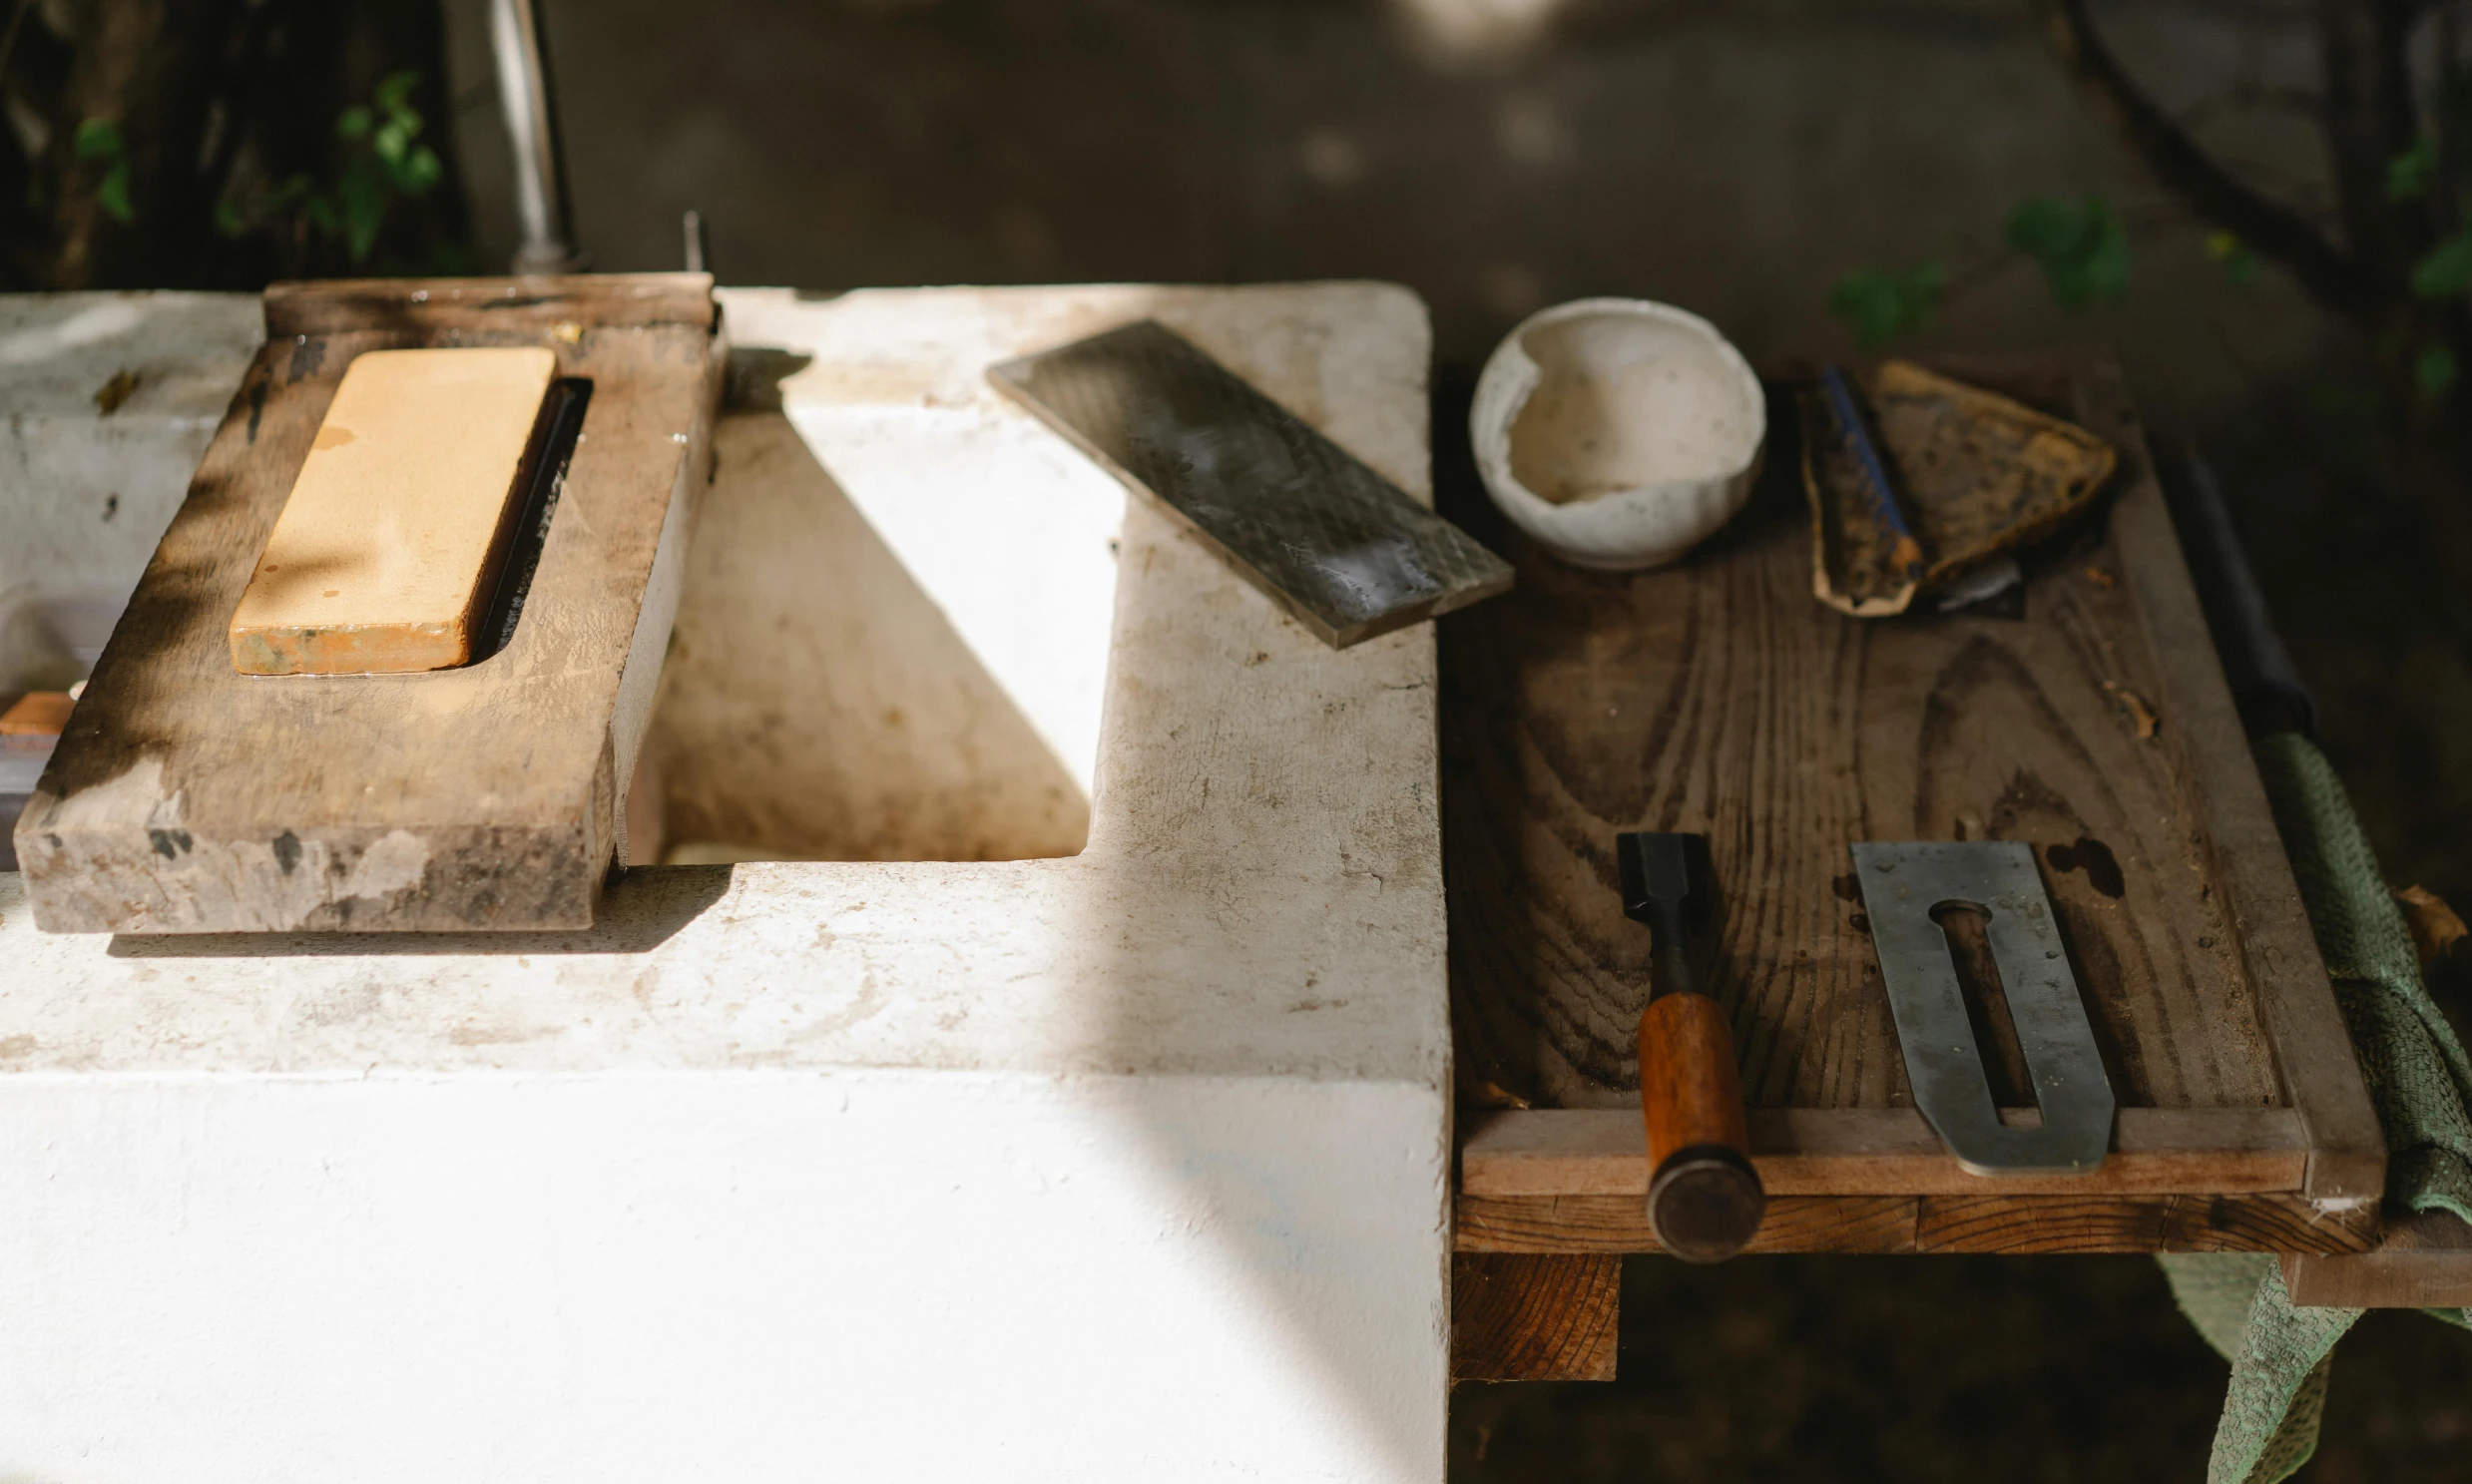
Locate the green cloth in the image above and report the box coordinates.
[2160,733,2472,1483]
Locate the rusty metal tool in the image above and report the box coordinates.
[1618,831,1765,1261]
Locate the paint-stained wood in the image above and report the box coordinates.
[1441,353,2380,1253]
[15,274,722,933]
[1450,1253,1622,1382]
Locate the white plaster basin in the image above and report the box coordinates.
[1470,296,1764,570]
[0,284,1453,1484]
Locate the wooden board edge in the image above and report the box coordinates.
[2073,360,2385,1203]
[1460,1106,2311,1197]
[20,296,717,935]
[1456,1191,2378,1255]
[2281,1211,2472,1307]
[1458,1194,1918,1254]
[610,330,726,869]
[1450,1252,1621,1383]
[265,273,717,338]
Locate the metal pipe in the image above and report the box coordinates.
[489,0,585,273]
[682,209,708,274]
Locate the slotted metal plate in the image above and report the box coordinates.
[1852,840,2116,1176]
[990,319,1513,647]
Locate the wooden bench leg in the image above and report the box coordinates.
[1450,1252,1622,1382]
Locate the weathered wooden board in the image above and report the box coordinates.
[1442,355,2381,1255]
[14,274,722,933]
[2281,1212,2472,1307]
[1457,1191,2378,1255]
[1450,1253,1622,1382]
[1462,1107,2309,1197]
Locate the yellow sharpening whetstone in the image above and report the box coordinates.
[228,346,557,675]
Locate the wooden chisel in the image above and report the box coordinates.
[1618,830,1765,1261]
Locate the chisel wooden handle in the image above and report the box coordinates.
[1636,992,1764,1262]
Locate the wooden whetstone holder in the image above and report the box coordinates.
[14,274,722,933]
[1439,357,2392,1366]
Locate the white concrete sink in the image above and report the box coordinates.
[0,285,1453,1484]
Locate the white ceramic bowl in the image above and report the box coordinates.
[1470,297,1765,571]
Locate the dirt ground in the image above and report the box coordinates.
[1449,1255,2472,1483]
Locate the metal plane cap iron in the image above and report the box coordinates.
[1850,840,2116,1176]
[989,319,1513,648]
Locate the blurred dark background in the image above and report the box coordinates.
[9,0,2471,1476]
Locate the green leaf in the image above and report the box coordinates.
[395,145,442,197]
[95,163,134,225]
[2389,141,2439,202]
[336,106,372,141]
[302,196,339,237]
[2416,343,2458,400]
[374,70,420,114]
[2002,198,2077,257]
[338,162,385,262]
[2207,231,2258,287]
[1827,262,1945,349]
[72,118,123,163]
[2004,196,2130,312]
[2412,232,2472,299]
[372,117,412,166]
[215,196,247,239]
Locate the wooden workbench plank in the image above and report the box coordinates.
[263,273,715,338]
[1914,1192,2375,1254]
[1457,1194,1920,1254]
[1460,1106,2309,1197]
[1450,1253,1622,1382]
[2279,1212,2472,1307]
[1443,364,2282,1121]
[2062,364,2384,1203]
[1456,1191,2375,1255]
[16,274,721,932]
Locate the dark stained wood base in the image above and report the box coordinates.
[1450,1252,1623,1383]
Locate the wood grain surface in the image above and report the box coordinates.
[1450,1253,1622,1382]
[15,274,722,933]
[2281,1212,2472,1307]
[1457,1191,2378,1255]
[1441,354,2381,1235]
[1461,1107,2311,1197]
